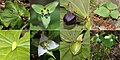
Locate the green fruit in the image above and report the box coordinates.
[70,41,81,55]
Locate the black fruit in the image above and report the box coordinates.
[63,12,76,25]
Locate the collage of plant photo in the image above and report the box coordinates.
[0,0,120,60]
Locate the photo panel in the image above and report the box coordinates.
[90,0,120,30]
[90,30,120,60]
[60,30,90,60]
[60,0,90,30]
[30,0,60,30]
[30,30,60,60]
[0,0,30,30]
[0,30,30,60]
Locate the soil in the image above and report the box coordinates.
[91,14,117,30]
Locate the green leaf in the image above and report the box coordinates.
[60,0,69,8]
[0,9,18,27]
[45,1,59,13]
[70,41,81,55]
[60,30,82,42]
[80,44,90,59]
[106,2,118,10]
[48,58,55,60]
[92,34,103,43]
[94,7,110,17]
[68,0,90,17]
[5,1,18,13]
[60,42,72,60]
[83,30,90,44]
[14,1,30,17]
[102,35,116,48]
[0,30,30,60]
[32,4,44,14]
[110,10,119,19]
[48,30,60,40]
[81,0,90,16]
[99,2,107,7]
[32,1,58,14]
[41,16,50,28]
[60,31,90,60]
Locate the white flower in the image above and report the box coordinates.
[38,34,59,57]
[96,34,99,37]
[110,39,113,42]
[104,35,111,39]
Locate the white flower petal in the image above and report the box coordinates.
[110,39,113,42]
[104,36,111,39]
[39,34,48,43]
[38,45,46,56]
[47,40,59,50]
[96,34,99,37]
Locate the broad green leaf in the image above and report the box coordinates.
[80,44,90,60]
[102,38,116,48]
[45,1,59,13]
[60,30,82,42]
[60,31,90,60]
[81,0,90,16]
[94,7,110,17]
[18,31,30,45]
[68,0,90,17]
[110,10,119,19]
[99,2,107,7]
[48,9,60,30]
[83,30,90,44]
[14,1,30,17]
[32,4,44,14]
[48,30,60,40]
[60,0,69,8]
[70,41,81,55]
[48,58,55,60]
[102,34,116,48]
[30,23,43,30]
[0,30,30,60]
[60,42,72,60]
[41,16,50,28]
[0,9,18,27]
[5,1,18,13]
[5,1,30,17]
[106,2,118,10]
[92,34,104,43]
[10,17,23,29]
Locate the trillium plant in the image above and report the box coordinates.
[32,1,59,28]
[91,32,118,59]
[38,34,59,59]
[60,30,90,60]
[92,33,117,48]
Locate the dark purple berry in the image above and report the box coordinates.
[63,12,76,25]
[44,8,46,10]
